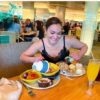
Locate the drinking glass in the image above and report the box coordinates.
[87,59,100,95]
[96,70,100,81]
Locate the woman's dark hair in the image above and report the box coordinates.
[46,17,62,30]
[35,20,44,39]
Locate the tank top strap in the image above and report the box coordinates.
[41,39,46,51]
[63,35,66,49]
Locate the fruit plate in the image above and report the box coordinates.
[60,68,86,77]
[22,75,60,90]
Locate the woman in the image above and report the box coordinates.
[20,17,88,63]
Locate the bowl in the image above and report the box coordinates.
[19,69,42,84]
[37,78,52,88]
[42,71,60,80]
[41,63,60,77]
[32,60,49,73]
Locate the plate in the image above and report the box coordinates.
[60,68,86,77]
[22,75,60,89]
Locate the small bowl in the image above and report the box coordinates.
[41,63,60,77]
[20,69,42,84]
[38,78,52,87]
[42,70,60,80]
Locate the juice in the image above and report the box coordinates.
[96,70,100,81]
[87,60,100,81]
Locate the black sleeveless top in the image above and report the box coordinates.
[41,36,69,63]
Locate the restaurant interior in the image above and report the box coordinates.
[0,1,100,100]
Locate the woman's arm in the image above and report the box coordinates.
[20,40,44,63]
[65,36,88,61]
[70,43,88,61]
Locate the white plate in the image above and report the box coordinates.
[23,75,60,89]
[60,68,86,77]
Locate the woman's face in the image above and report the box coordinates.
[46,24,62,45]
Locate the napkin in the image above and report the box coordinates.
[0,78,22,100]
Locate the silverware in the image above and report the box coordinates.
[60,70,73,80]
[19,80,35,96]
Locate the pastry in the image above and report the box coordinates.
[68,64,76,73]
[57,62,69,71]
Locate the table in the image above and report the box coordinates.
[11,75,100,100]
[19,31,37,42]
[21,31,37,36]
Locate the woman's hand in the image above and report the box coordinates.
[70,52,81,61]
[34,55,44,62]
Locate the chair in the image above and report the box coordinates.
[16,35,25,42]
[0,42,32,78]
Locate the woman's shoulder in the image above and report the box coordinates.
[31,39,44,49]
[32,39,42,46]
[65,35,76,41]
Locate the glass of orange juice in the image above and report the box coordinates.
[87,59,100,95]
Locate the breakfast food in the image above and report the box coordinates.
[41,63,60,79]
[69,64,76,70]
[68,64,76,73]
[57,60,84,75]
[46,67,54,73]
[75,63,83,75]
[56,62,69,71]
[75,69,83,75]
[32,61,59,77]
[38,78,52,87]
[76,63,83,68]
[23,70,40,80]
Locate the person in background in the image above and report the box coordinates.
[34,20,44,39]
[25,18,34,32]
[75,23,82,40]
[63,22,70,35]
[20,17,88,63]
[70,23,77,36]
[7,16,21,34]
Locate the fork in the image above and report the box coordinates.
[19,80,35,96]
